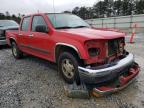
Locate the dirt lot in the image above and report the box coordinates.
[0,34,144,108]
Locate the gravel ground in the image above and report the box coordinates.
[0,34,144,108]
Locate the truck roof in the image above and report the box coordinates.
[23,13,72,18]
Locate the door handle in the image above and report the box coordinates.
[19,34,23,36]
[29,34,33,37]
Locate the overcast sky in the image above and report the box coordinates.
[0,0,99,15]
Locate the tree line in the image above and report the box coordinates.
[71,0,144,19]
[1,0,144,22]
[0,12,22,23]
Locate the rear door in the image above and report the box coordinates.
[28,15,52,60]
[18,16,31,53]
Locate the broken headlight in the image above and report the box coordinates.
[88,48,100,57]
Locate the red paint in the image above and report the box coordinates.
[6,13,126,64]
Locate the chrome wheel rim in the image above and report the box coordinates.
[61,59,75,79]
[12,45,17,56]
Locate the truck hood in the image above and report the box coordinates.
[59,28,125,40]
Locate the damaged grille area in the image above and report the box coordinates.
[108,38,123,56]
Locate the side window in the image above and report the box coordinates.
[21,17,30,31]
[32,16,47,32]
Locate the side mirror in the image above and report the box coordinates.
[35,25,49,33]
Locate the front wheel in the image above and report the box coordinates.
[58,52,80,84]
[11,42,23,59]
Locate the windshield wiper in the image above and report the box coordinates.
[55,26,89,29]
[55,26,74,29]
[73,26,88,28]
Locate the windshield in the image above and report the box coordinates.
[0,20,19,27]
[47,14,90,29]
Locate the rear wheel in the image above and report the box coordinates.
[11,42,23,59]
[58,52,80,84]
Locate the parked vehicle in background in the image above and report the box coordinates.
[0,20,19,46]
[6,13,139,94]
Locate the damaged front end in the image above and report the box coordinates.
[92,63,139,97]
[78,38,140,97]
[78,53,140,97]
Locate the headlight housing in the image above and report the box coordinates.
[85,40,104,58]
[88,48,100,57]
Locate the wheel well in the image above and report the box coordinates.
[9,38,16,45]
[55,45,84,65]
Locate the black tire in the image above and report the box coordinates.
[58,52,80,84]
[11,41,23,59]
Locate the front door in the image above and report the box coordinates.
[28,15,52,60]
[18,16,31,53]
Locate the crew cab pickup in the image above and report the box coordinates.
[0,20,19,46]
[6,13,139,94]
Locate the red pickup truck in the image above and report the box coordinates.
[6,13,139,93]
